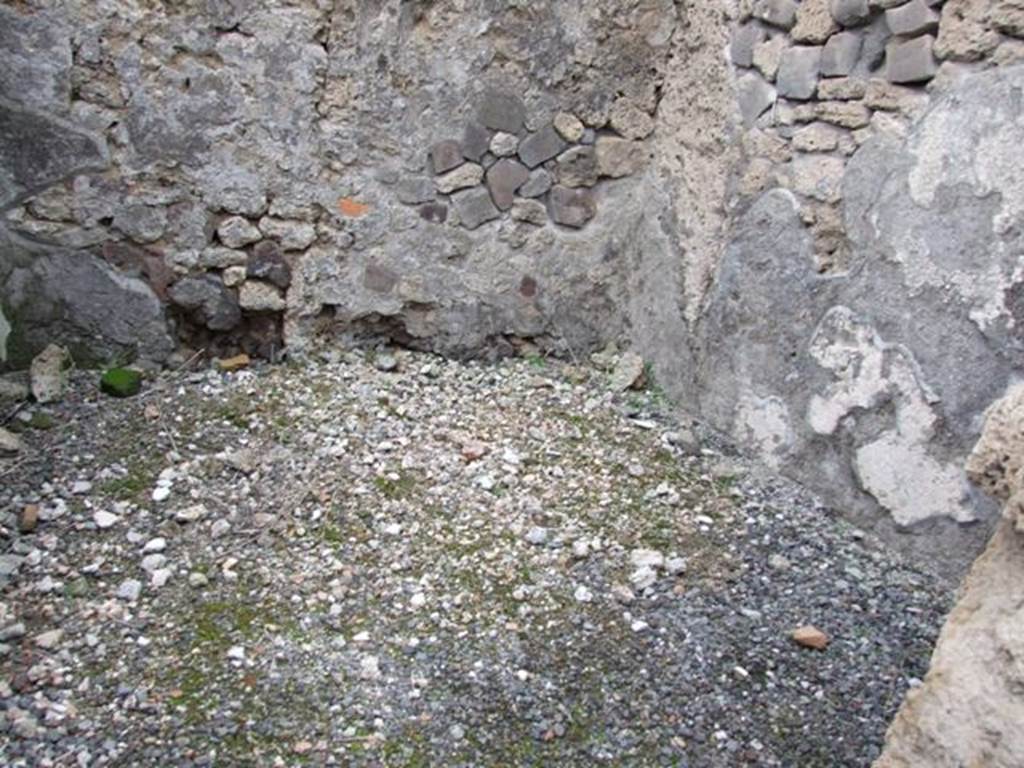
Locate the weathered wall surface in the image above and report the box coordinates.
[2,0,1023,569]
[0,0,682,366]
[873,384,1024,767]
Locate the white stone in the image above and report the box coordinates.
[93,511,119,529]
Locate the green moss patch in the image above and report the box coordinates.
[100,367,143,398]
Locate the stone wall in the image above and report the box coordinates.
[1,0,1023,571]
[0,0,673,367]
[649,0,1024,572]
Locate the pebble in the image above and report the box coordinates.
[175,505,207,523]
[0,623,26,642]
[141,554,167,572]
[188,572,209,588]
[525,527,549,546]
[72,481,93,495]
[117,579,142,601]
[18,505,40,533]
[665,556,687,575]
[360,655,381,681]
[151,486,171,503]
[93,511,119,529]
[142,537,166,553]
[211,519,231,538]
[630,548,665,570]
[574,585,594,603]
[34,629,64,649]
[630,566,657,590]
[791,625,830,650]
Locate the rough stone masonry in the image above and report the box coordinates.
[1,0,1024,572]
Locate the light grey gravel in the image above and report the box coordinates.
[0,350,951,767]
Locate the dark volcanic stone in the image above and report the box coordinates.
[429,140,464,175]
[248,241,292,289]
[168,275,241,331]
[419,202,448,224]
[485,158,530,211]
[518,168,553,198]
[462,122,492,162]
[452,186,500,230]
[477,90,526,134]
[518,125,567,169]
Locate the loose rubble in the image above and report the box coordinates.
[0,350,948,766]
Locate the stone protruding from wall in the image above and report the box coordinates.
[965,385,1024,532]
[873,385,1024,768]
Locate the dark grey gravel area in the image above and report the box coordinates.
[0,350,950,766]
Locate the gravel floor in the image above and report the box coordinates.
[0,350,950,767]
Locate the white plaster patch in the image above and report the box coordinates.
[891,229,1012,333]
[807,306,973,525]
[807,307,892,436]
[855,435,973,527]
[735,394,794,470]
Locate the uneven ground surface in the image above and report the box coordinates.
[0,351,949,767]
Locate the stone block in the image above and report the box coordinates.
[792,0,839,43]
[886,35,938,83]
[489,132,519,157]
[731,23,766,67]
[418,202,448,224]
[218,216,262,248]
[553,112,585,142]
[555,146,599,188]
[754,36,788,81]
[886,0,940,36]
[737,73,778,127]
[993,0,1024,38]
[396,177,436,205]
[595,137,646,178]
[547,186,596,228]
[248,241,292,288]
[257,216,316,251]
[821,31,863,75]
[817,76,867,99]
[518,168,553,198]
[815,100,872,127]
[792,122,843,151]
[753,0,799,29]
[434,163,484,194]
[610,97,655,139]
[830,0,871,26]
[451,186,499,229]
[429,140,464,175]
[169,275,241,331]
[935,0,1001,62]
[485,158,530,210]
[239,280,286,312]
[518,125,567,169]
[461,122,491,162]
[477,90,526,134]
[510,199,548,226]
[200,246,248,269]
[777,46,823,100]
